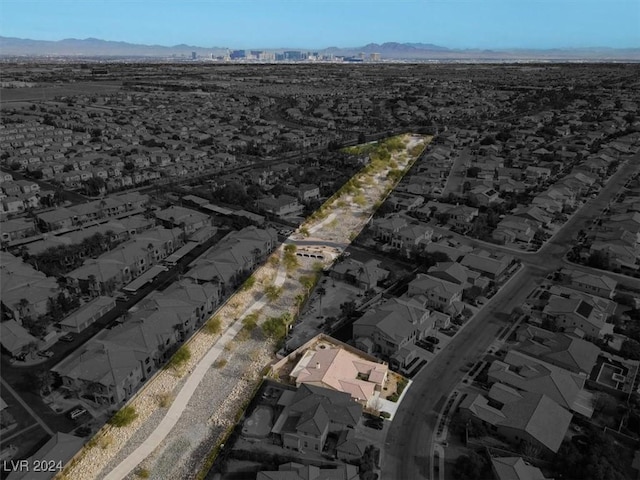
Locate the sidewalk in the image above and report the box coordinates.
[103,253,288,480]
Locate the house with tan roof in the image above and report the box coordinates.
[284,336,388,408]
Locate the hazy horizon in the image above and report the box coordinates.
[1,0,639,51]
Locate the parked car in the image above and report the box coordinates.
[68,408,87,420]
[59,334,74,342]
[38,350,54,358]
[425,336,440,345]
[365,418,384,430]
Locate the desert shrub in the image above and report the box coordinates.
[108,405,138,427]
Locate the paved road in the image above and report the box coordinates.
[382,154,640,479]
[382,264,542,479]
[0,377,54,436]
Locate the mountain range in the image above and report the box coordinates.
[1,36,639,61]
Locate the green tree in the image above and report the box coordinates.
[299,275,316,293]
[166,345,191,370]
[264,285,283,301]
[262,315,287,341]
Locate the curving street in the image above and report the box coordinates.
[382,153,640,479]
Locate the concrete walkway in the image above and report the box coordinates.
[104,251,287,480]
[103,136,429,479]
[307,212,336,234]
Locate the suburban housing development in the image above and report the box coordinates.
[0,61,639,480]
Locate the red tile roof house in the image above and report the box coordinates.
[459,382,572,456]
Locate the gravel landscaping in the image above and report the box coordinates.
[60,134,430,480]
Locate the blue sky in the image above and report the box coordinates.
[1,0,638,49]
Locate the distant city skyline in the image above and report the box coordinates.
[1,0,639,50]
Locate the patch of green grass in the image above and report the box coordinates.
[240,276,256,291]
[213,358,227,369]
[166,345,191,371]
[157,392,173,408]
[262,315,287,341]
[108,405,138,428]
[204,315,222,335]
[264,285,283,301]
[238,312,259,341]
[135,467,150,479]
